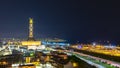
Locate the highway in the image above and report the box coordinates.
[65,49,120,68]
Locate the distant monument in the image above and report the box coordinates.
[28,18,35,41]
[21,18,41,49]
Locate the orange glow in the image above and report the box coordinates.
[22,41,41,46]
[73,62,78,67]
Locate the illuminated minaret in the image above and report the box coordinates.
[28,18,34,40]
[22,18,41,48]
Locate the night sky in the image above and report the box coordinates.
[0,0,120,43]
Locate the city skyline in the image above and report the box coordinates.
[1,1,120,67]
[0,0,120,43]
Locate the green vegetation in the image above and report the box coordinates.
[69,55,96,68]
[74,53,116,68]
[70,47,120,62]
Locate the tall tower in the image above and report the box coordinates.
[28,18,34,41]
[22,18,41,49]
